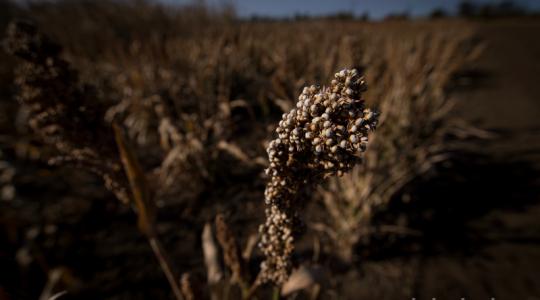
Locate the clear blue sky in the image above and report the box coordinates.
[162,0,540,19]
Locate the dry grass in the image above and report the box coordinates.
[0,1,490,299]
[317,28,486,261]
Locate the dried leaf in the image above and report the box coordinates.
[202,223,223,285]
[281,265,325,296]
[113,123,155,235]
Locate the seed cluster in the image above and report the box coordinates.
[5,21,130,204]
[258,69,379,284]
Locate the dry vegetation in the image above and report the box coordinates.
[1,1,522,299]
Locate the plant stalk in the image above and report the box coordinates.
[114,123,184,300]
[149,237,185,300]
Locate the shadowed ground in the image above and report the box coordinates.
[357,20,540,299]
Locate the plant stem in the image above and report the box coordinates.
[114,124,184,300]
[272,287,280,300]
[149,237,184,300]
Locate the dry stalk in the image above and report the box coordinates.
[319,29,485,261]
[5,21,184,300]
[180,273,203,300]
[113,124,184,300]
[202,222,223,286]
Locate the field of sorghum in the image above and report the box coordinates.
[1,1,540,299]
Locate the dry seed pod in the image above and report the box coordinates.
[4,21,129,203]
[259,69,378,284]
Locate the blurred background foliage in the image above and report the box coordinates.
[1,0,540,299]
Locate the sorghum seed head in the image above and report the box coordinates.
[259,68,378,285]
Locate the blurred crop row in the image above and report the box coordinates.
[0,1,493,299]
